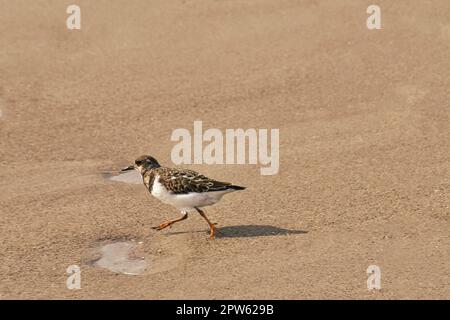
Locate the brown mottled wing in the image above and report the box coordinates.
[156,168,232,194]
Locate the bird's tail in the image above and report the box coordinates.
[228,185,246,191]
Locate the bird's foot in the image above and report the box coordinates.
[208,224,221,240]
[152,222,172,231]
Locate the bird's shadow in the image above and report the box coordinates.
[166,224,307,238]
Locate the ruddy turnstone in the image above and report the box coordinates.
[122,155,245,239]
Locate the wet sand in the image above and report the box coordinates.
[0,0,449,299]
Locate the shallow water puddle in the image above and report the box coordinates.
[93,242,147,275]
[108,170,142,184]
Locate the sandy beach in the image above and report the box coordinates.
[0,0,449,299]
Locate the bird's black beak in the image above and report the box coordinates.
[121,165,135,172]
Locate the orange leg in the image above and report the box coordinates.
[196,208,219,239]
[152,212,188,231]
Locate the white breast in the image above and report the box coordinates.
[150,176,173,203]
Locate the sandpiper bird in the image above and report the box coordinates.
[122,155,245,239]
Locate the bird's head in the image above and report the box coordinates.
[121,155,161,174]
